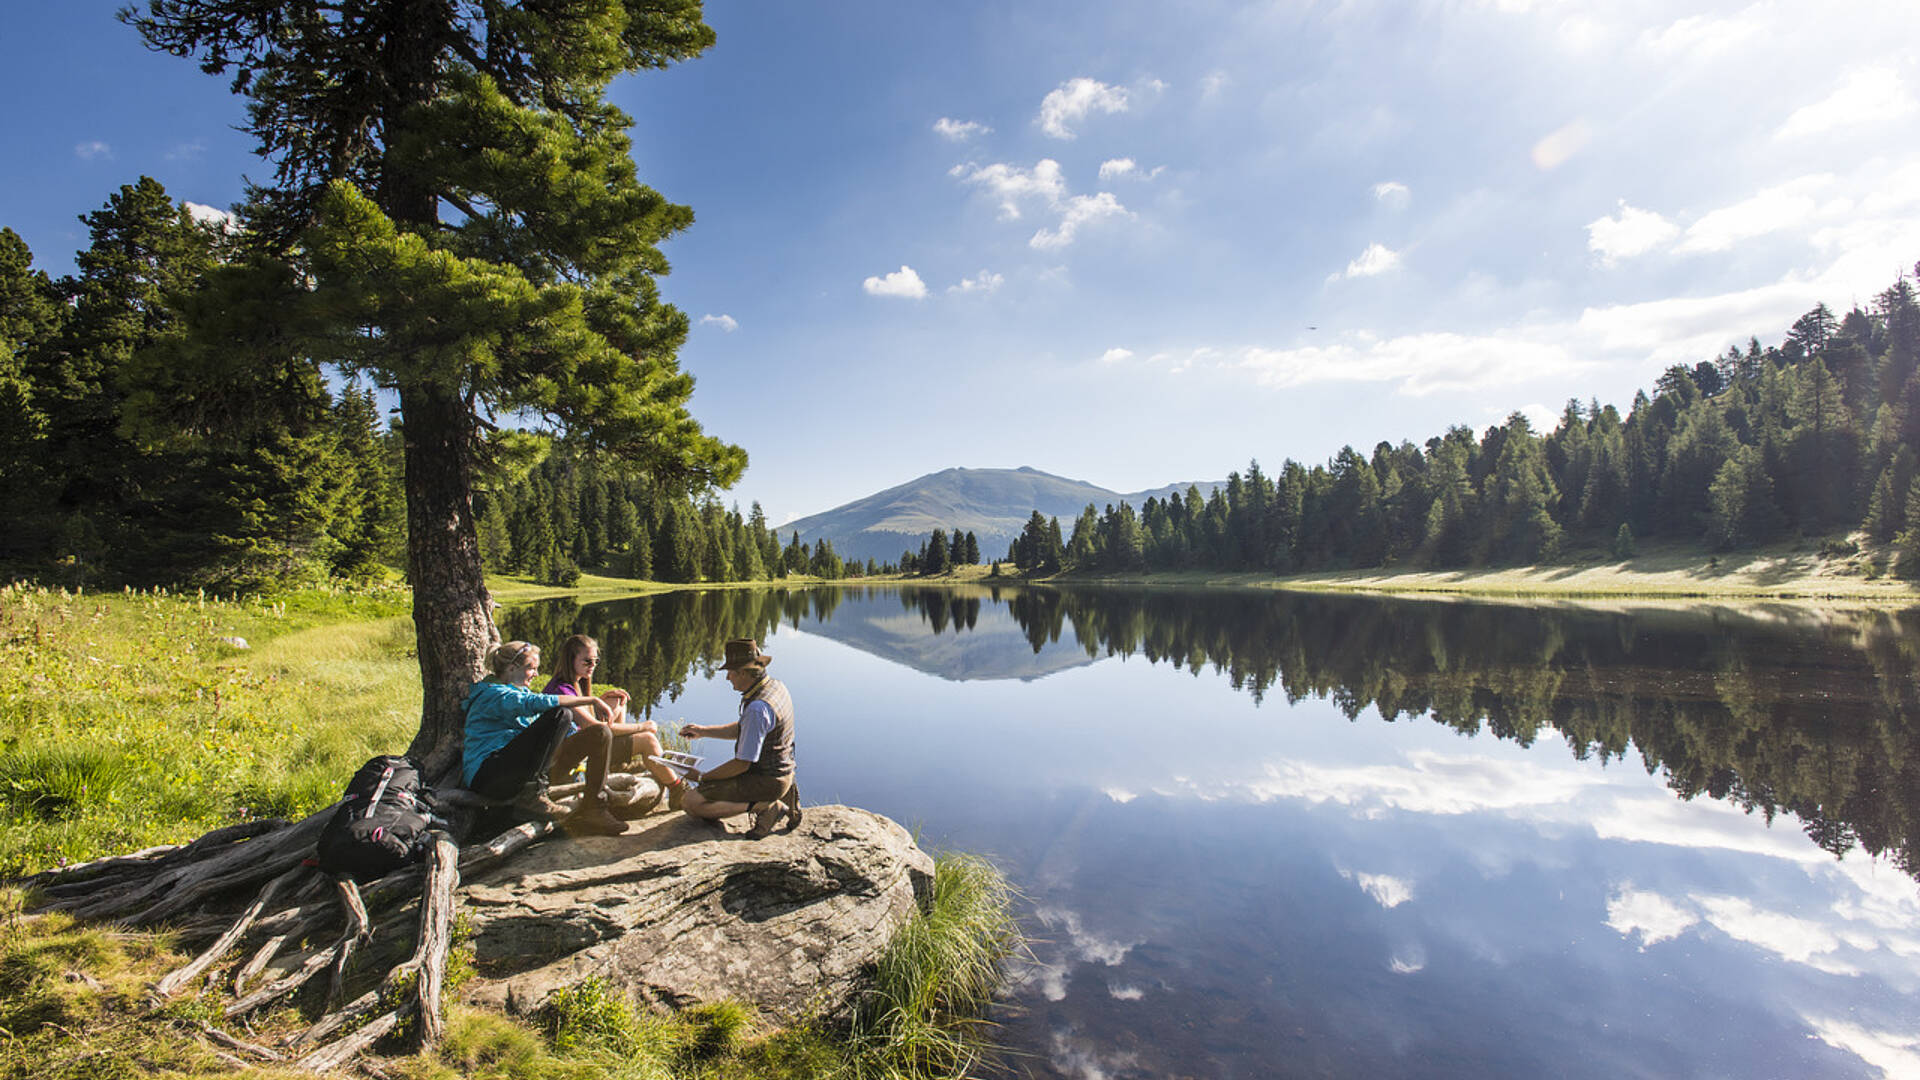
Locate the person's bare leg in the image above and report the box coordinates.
[631,730,680,789]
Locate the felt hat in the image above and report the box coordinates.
[720,637,772,671]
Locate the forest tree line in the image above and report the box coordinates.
[0,177,847,591]
[1,179,404,590]
[1000,268,1920,576]
[9,177,1917,588]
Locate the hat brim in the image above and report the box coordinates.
[720,653,771,671]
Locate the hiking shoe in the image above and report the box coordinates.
[511,783,566,822]
[667,782,687,812]
[747,800,787,839]
[784,786,803,831]
[565,801,629,837]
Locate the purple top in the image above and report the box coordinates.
[542,678,584,733]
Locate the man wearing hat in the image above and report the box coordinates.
[677,638,801,838]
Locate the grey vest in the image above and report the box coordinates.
[740,675,795,778]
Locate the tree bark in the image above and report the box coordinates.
[398,380,496,783]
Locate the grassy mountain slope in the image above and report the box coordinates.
[781,467,1219,563]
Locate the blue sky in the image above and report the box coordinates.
[5,2,1919,525]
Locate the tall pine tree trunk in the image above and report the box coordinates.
[399,381,496,781]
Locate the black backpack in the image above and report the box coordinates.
[315,755,440,882]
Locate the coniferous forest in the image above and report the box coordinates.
[5,178,1917,590]
[1005,270,1920,578]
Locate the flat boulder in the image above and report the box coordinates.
[459,804,933,1021]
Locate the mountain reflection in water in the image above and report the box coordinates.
[503,586,1920,1079]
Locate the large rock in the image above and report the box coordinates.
[460,804,934,1021]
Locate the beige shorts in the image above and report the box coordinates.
[696,772,791,806]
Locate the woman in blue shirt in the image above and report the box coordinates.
[464,639,626,836]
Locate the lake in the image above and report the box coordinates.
[502,585,1920,1079]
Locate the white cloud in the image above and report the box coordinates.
[1516,401,1559,433]
[948,270,1004,295]
[1389,947,1427,974]
[1351,871,1414,908]
[1637,10,1763,58]
[951,159,1066,220]
[1200,70,1228,99]
[1107,983,1145,1001]
[1048,1030,1140,1080]
[1036,905,1143,968]
[953,158,1138,250]
[1372,180,1410,209]
[1230,750,1608,814]
[1100,784,1136,802]
[1038,77,1129,139]
[184,202,233,229]
[698,313,739,332]
[1531,119,1590,170]
[1330,242,1402,280]
[1606,887,1699,949]
[1031,192,1132,250]
[1806,1018,1920,1080]
[74,140,111,160]
[1676,175,1839,254]
[1099,158,1136,180]
[862,265,927,299]
[1225,331,1580,396]
[1587,200,1678,264]
[932,117,991,141]
[1777,67,1917,140]
[1573,280,1816,367]
[1553,13,1609,52]
[1695,894,1858,975]
[1100,347,1135,364]
[164,139,207,161]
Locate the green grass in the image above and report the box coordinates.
[0,582,414,876]
[1,579,1022,1079]
[845,853,1023,1079]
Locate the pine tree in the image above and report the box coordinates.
[0,228,62,532]
[1067,505,1098,568]
[925,528,951,575]
[1897,474,1920,576]
[1484,413,1562,562]
[30,178,221,577]
[129,0,741,772]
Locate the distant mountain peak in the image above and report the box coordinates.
[781,466,1220,562]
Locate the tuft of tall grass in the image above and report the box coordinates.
[0,747,135,821]
[848,852,1023,1079]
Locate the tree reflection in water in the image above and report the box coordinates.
[504,586,1920,879]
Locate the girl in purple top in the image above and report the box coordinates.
[542,635,686,800]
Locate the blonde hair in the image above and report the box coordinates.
[487,640,538,678]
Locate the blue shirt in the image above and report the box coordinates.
[462,680,565,785]
[735,699,776,764]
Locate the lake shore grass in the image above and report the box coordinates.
[1,578,1020,1080]
[904,537,1918,607]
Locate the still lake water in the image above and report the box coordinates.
[503,586,1920,1079]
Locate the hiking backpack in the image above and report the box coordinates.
[315,755,440,882]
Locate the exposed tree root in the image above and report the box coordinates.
[153,863,313,999]
[411,834,460,1047]
[22,776,657,1073]
[325,877,372,1011]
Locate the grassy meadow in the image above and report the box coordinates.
[0,582,419,877]
[0,579,1020,1080]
